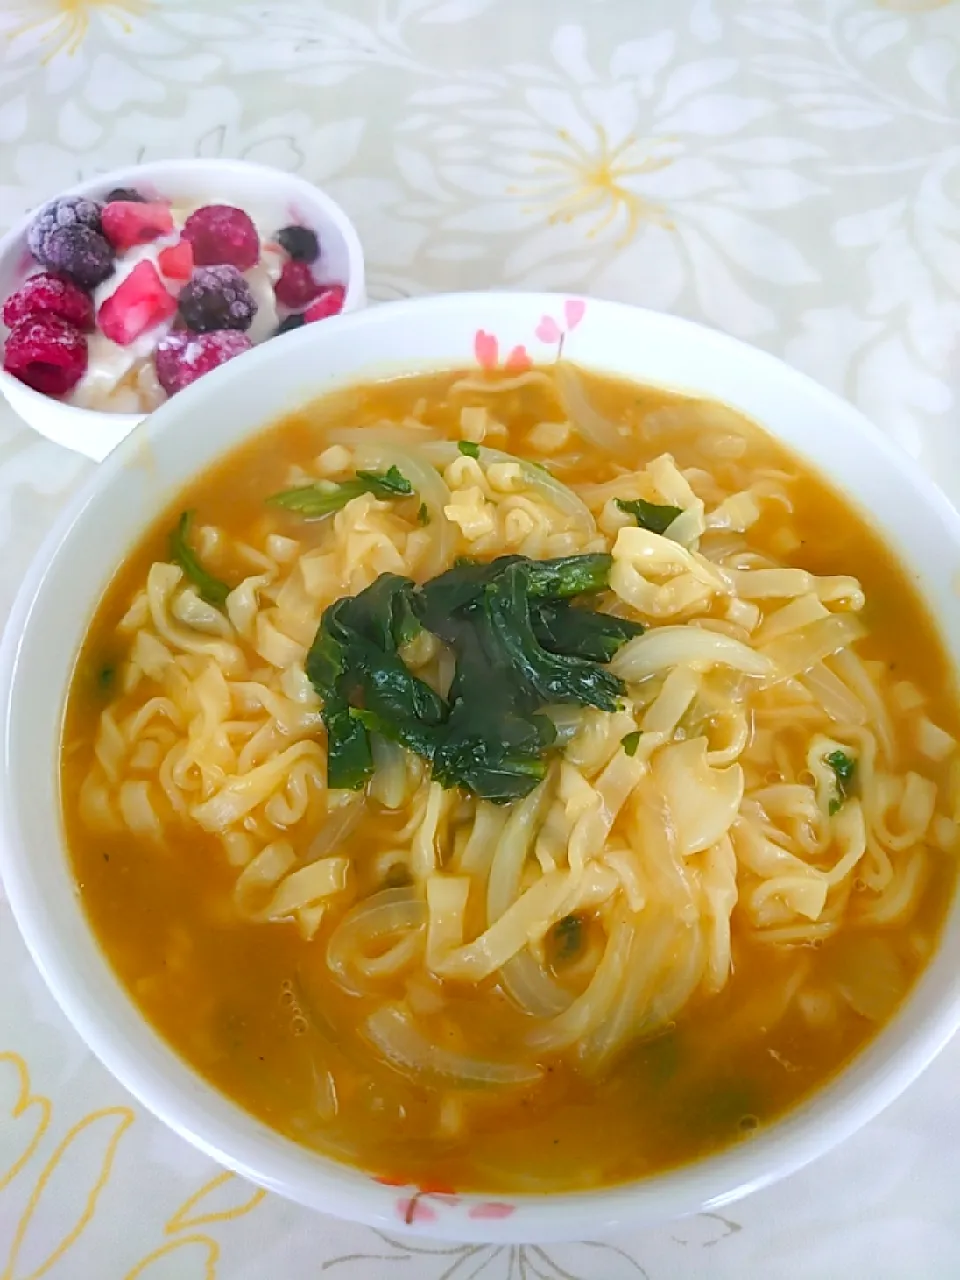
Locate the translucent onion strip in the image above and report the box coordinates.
[327,889,427,995]
[363,1005,543,1086]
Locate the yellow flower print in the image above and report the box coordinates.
[2,0,149,61]
[124,1170,266,1280]
[2,1106,134,1280]
[0,1055,51,1196]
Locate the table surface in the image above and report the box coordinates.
[2,1,960,1276]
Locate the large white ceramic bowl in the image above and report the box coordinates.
[3,293,960,1244]
[0,157,366,461]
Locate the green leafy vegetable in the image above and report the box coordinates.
[97,664,115,693]
[621,730,641,757]
[532,600,644,663]
[304,553,630,803]
[457,440,480,459]
[169,511,231,608]
[615,497,683,536]
[417,502,430,526]
[552,914,583,961]
[266,465,414,518]
[825,749,857,816]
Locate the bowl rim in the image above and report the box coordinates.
[3,291,960,1243]
[0,156,366,450]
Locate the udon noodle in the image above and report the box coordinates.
[62,366,960,1191]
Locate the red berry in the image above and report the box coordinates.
[154,329,253,396]
[3,315,87,396]
[101,201,174,251]
[304,285,345,323]
[274,259,320,309]
[97,261,176,346]
[3,272,94,331]
[157,240,194,281]
[182,204,259,270]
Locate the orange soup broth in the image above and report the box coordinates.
[61,369,960,1193]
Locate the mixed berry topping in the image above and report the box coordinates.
[178,265,257,333]
[157,240,194,282]
[304,284,346,323]
[183,204,259,270]
[274,259,321,310]
[2,272,94,332]
[2,184,348,410]
[102,201,174,251]
[98,261,176,346]
[3,315,88,396]
[276,224,319,263]
[105,187,146,204]
[155,329,253,396]
[276,313,306,336]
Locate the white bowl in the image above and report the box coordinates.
[3,293,960,1243]
[0,157,366,462]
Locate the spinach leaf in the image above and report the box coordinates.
[169,511,231,608]
[825,749,857,816]
[323,702,374,791]
[457,440,480,459]
[552,914,583,961]
[621,730,641,757]
[615,497,683,535]
[532,600,644,663]
[417,502,430,526]
[266,465,413,518]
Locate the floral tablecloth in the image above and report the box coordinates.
[2,1,960,1276]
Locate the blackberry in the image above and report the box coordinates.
[276,224,319,263]
[177,265,257,332]
[40,226,114,288]
[276,313,306,336]
[28,195,103,261]
[104,187,145,203]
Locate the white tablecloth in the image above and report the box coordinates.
[2,2,960,1276]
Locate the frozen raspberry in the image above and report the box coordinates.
[154,329,252,396]
[276,313,306,336]
[105,187,145,203]
[97,261,176,346]
[177,265,257,332]
[101,201,174,251]
[157,240,194,282]
[182,204,259,270]
[304,285,345,323]
[40,226,114,289]
[3,272,94,331]
[274,259,320,310]
[27,195,103,262]
[276,224,319,263]
[3,315,87,396]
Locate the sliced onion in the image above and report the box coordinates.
[305,793,364,864]
[327,889,426,996]
[552,362,633,457]
[419,441,596,536]
[501,949,573,1018]
[363,1004,542,1086]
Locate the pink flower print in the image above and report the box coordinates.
[473,329,532,372]
[534,298,587,358]
[468,1201,516,1220]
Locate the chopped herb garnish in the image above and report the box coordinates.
[305,553,630,804]
[267,465,414,519]
[615,497,683,536]
[825,749,857,816]
[553,914,583,961]
[169,511,231,609]
[621,730,641,757]
[458,440,481,459]
[417,502,430,526]
[97,664,115,693]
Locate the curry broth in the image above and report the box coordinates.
[61,369,960,1192]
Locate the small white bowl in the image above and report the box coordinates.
[0,158,366,462]
[3,293,960,1243]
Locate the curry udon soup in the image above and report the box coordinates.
[62,364,960,1194]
